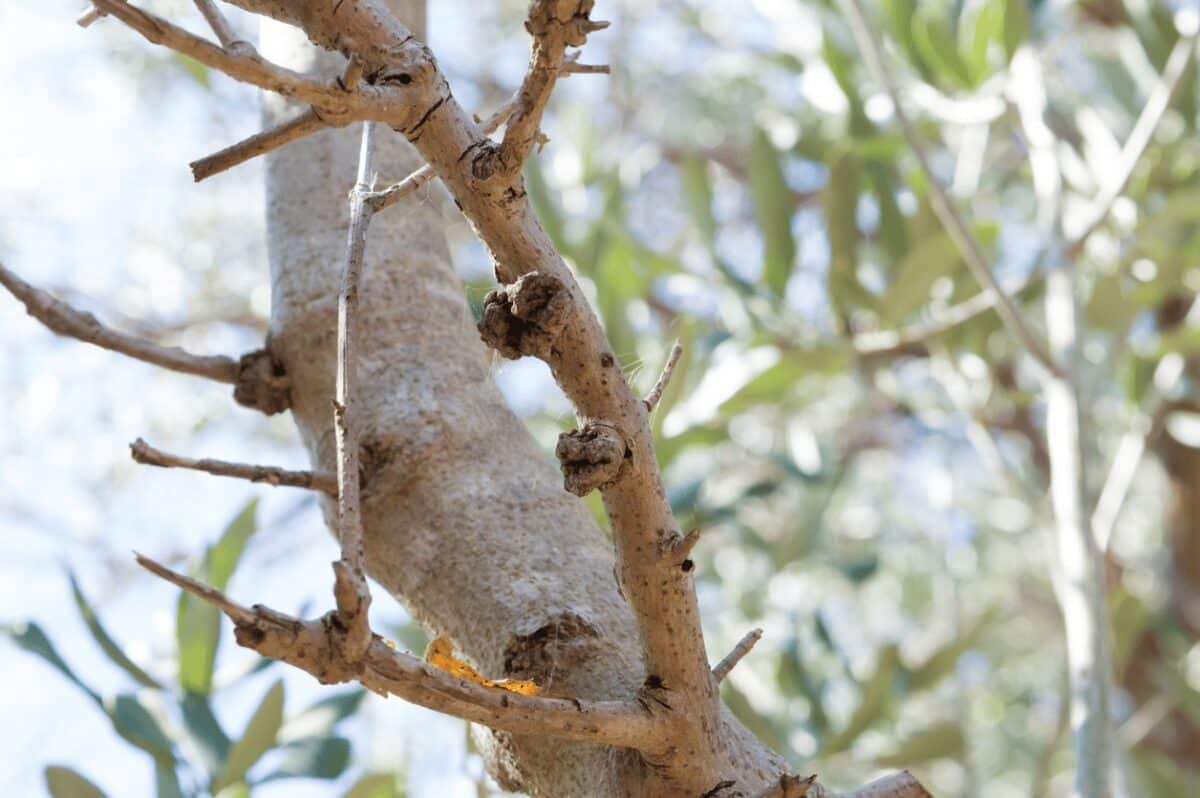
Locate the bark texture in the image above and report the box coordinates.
[258,7,651,796]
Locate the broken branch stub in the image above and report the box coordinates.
[477,272,571,360]
[555,422,626,496]
[233,348,291,414]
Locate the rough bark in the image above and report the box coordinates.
[256,6,679,796]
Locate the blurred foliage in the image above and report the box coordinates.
[9,0,1200,796]
[481,0,1200,794]
[5,501,404,798]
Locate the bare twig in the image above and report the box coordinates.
[330,122,379,657]
[129,438,337,495]
[191,58,367,182]
[482,2,610,179]
[363,57,601,213]
[191,108,326,182]
[644,340,683,411]
[91,0,354,111]
[364,99,515,211]
[77,5,104,27]
[133,553,660,749]
[711,628,762,683]
[192,0,250,52]
[135,552,256,624]
[836,0,1061,379]
[0,260,238,383]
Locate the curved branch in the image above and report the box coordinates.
[0,260,238,383]
[134,553,660,750]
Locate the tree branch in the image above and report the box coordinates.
[711,628,762,683]
[330,121,379,656]
[192,0,251,53]
[191,58,368,182]
[362,53,606,212]
[191,108,327,182]
[484,1,609,179]
[644,340,682,412]
[836,0,1061,379]
[129,438,337,495]
[133,553,660,750]
[91,0,360,112]
[0,260,238,383]
[364,97,516,211]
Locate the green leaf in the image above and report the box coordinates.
[525,158,569,255]
[279,689,366,743]
[965,0,1005,79]
[4,621,101,704]
[45,766,108,798]
[1002,0,1030,59]
[681,155,717,246]
[875,721,966,767]
[867,163,908,261]
[180,691,232,776]
[776,638,828,732]
[68,570,162,689]
[912,15,973,89]
[824,151,862,320]
[908,608,996,692]
[178,499,258,695]
[821,644,900,754]
[171,54,210,88]
[881,232,960,323]
[104,693,176,763]
[213,785,251,798]
[154,761,185,798]
[342,773,400,798]
[261,736,352,781]
[881,0,934,81]
[720,347,849,414]
[215,679,285,791]
[749,130,797,296]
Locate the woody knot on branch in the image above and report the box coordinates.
[477,272,571,360]
[470,0,608,183]
[555,421,627,496]
[233,348,291,415]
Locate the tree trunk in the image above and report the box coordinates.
[258,4,686,795]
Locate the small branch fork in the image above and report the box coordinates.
[132,553,657,749]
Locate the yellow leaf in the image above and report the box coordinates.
[425,635,540,695]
